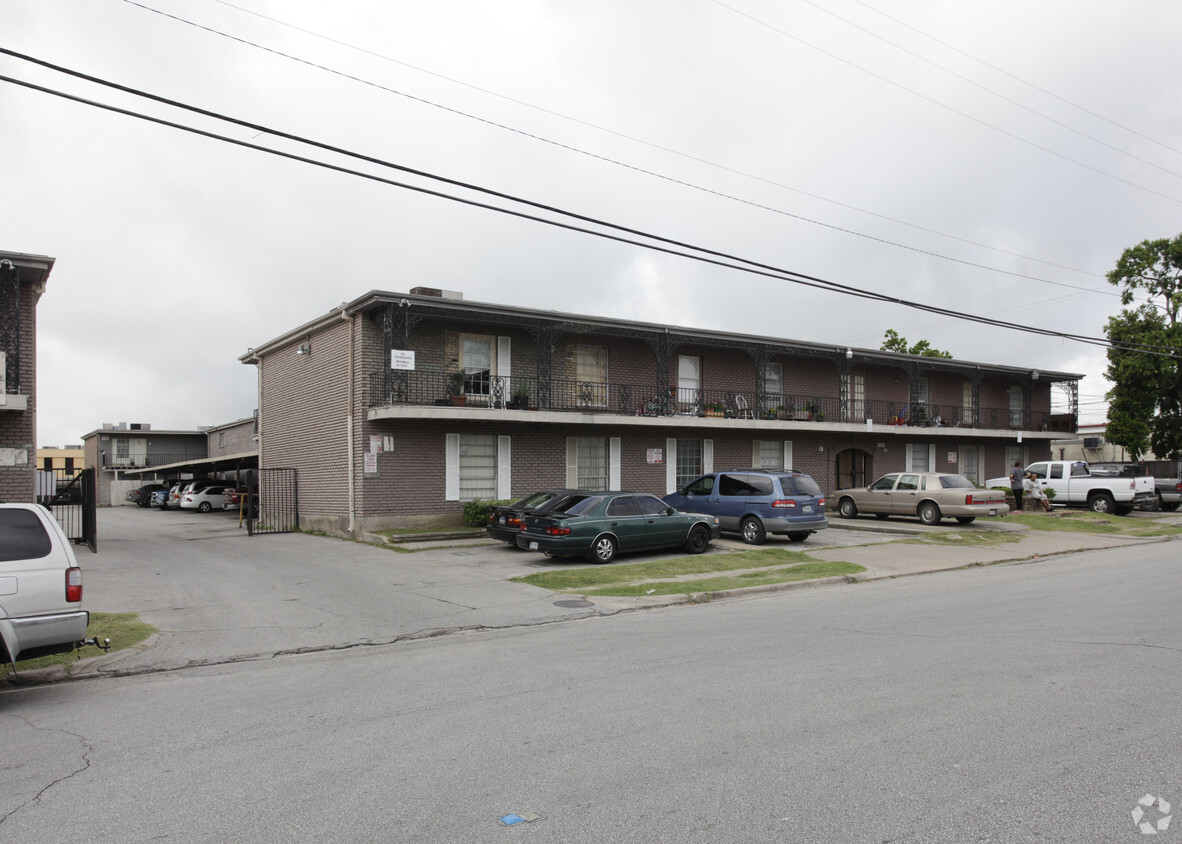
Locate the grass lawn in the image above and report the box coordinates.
[1004,510,1182,537]
[2,612,156,679]
[512,548,864,597]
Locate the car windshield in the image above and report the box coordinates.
[515,491,557,509]
[938,475,975,489]
[779,475,822,496]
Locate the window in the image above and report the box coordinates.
[962,381,976,427]
[43,457,53,471]
[754,440,792,470]
[458,434,496,500]
[460,333,495,397]
[0,509,52,562]
[677,355,700,412]
[1005,445,1025,471]
[1009,385,1024,428]
[637,495,670,516]
[907,444,933,472]
[676,438,703,488]
[685,475,714,495]
[959,445,980,485]
[219,432,226,448]
[914,377,930,424]
[574,437,608,491]
[64,457,75,473]
[1026,463,1048,479]
[871,474,899,491]
[1049,463,1064,479]
[606,496,641,517]
[761,362,783,412]
[845,372,865,421]
[897,474,920,491]
[576,345,608,408]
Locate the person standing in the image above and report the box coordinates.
[1009,460,1025,511]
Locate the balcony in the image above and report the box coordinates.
[99,453,209,470]
[364,371,1074,434]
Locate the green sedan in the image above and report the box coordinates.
[515,491,721,564]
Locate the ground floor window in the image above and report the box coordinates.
[574,437,608,491]
[907,443,933,473]
[458,434,496,499]
[959,445,981,484]
[753,440,792,470]
[676,439,703,488]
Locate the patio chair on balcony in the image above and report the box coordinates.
[732,394,755,419]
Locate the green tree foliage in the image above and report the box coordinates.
[880,329,953,358]
[1104,234,1182,460]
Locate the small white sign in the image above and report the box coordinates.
[390,349,416,370]
[647,448,663,464]
[948,452,957,463]
[363,452,378,474]
[370,436,382,454]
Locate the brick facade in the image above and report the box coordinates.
[246,291,1081,536]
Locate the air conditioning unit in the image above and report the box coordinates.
[1083,437,1101,449]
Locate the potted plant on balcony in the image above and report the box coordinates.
[509,385,531,410]
[703,401,726,418]
[447,370,467,406]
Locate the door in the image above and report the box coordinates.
[893,474,921,514]
[636,494,684,547]
[604,495,647,551]
[714,473,753,532]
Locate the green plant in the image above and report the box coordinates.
[446,370,465,396]
[1043,487,1057,500]
[510,385,530,409]
[462,498,511,527]
[704,401,726,413]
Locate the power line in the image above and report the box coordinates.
[710,0,1182,205]
[2,55,1177,361]
[851,0,1182,158]
[117,0,1114,290]
[795,0,1182,179]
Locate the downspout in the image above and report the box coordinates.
[345,308,356,535]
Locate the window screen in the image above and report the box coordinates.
[575,437,608,491]
[458,434,496,500]
[676,439,703,488]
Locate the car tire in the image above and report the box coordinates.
[683,525,710,554]
[1162,501,1181,512]
[1086,492,1115,514]
[587,534,618,564]
[955,516,976,524]
[740,516,766,545]
[838,498,858,519]
[787,532,809,543]
[198,501,212,513]
[918,502,941,525]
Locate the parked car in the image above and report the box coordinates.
[127,483,168,508]
[149,489,170,509]
[166,483,185,509]
[985,460,1155,514]
[180,484,233,513]
[222,488,249,511]
[663,469,828,545]
[834,472,1009,525]
[516,491,720,563]
[0,503,88,666]
[1087,462,1182,512]
[486,489,580,546]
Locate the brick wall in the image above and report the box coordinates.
[0,276,38,502]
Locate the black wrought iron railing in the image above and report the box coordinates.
[364,371,1073,432]
[99,453,208,469]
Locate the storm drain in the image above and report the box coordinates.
[553,599,593,609]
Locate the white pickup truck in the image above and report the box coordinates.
[987,460,1156,514]
[0,503,89,669]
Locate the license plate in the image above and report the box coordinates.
[499,516,506,524]
[803,504,813,513]
[989,508,997,516]
[529,541,539,550]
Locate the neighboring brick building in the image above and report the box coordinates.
[243,288,1083,536]
[1,251,54,503]
[81,424,209,506]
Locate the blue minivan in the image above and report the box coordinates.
[663,469,828,545]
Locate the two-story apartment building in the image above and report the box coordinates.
[243,288,1082,536]
[1,251,54,503]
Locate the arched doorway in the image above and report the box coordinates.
[836,449,872,490]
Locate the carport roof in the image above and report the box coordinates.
[119,450,258,477]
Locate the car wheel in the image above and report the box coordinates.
[198,501,212,513]
[787,532,809,543]
[1087,492,1115,514]
[587,534,618,564]
[955,516,976,525]
[740,516,766,545]
[1162,501,1181,512]
[838,498,857,518]
[683,525,710,554]
[918,502,941,525]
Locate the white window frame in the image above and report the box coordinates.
[445,433,510,501]
[666,437,713,493]
[565,436,620,490]
[752,440,793,470]
[905,443,936,473]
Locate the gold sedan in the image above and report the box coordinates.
[834,473,1009,525]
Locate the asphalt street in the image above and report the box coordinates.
[2,538,1178,842]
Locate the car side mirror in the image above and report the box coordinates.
[666,506,676,516]
[676,486,687,495]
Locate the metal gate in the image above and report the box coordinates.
[246,468,298,535]
[39,468,97,552]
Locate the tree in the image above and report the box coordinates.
[1104,234,1182,460]
[880,329,953,358]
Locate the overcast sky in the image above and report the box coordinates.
[4,0,1181,446]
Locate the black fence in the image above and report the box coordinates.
[37,468,97,552]
[246,468,298,535]
[365,371,1074,432]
